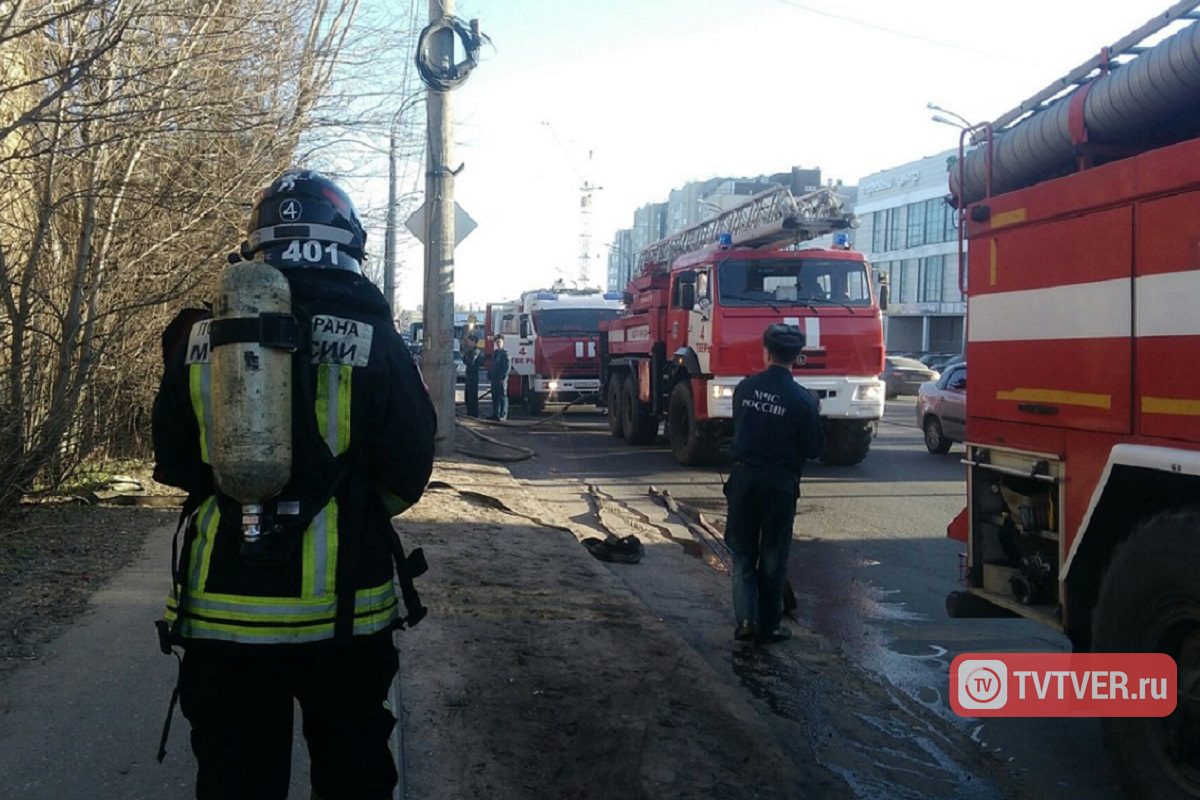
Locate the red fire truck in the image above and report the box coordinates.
[599,186,887,465]
[945,4,1200,796]
[485,286,622,413]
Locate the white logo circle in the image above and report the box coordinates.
[280,199,302,222]
[957,659,1009,710]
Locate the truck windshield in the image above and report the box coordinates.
[534,308,621,336]
[717,259,872,308]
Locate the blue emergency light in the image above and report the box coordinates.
[535,292,557,300]
[718,232,733,249]
[603,292,622,300]
[834,233,850,249]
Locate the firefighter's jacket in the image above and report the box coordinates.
[151,268,436,646]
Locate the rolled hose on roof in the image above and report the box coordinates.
[951,19,1200,207]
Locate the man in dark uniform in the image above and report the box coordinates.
[487,334,511,420]
[462,333,483,418]
[152,170,435,800]
[724,323,825,644]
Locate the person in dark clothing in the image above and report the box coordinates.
[151,170,436,800]
[724,323,825,644]
[462,334,483,417]
[487,334,511,420]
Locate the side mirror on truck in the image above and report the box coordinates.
[680,282,696,310]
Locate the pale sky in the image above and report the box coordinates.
[386,0,1170,310]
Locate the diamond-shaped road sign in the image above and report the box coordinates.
[404,202,477,247]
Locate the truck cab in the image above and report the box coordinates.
[601,189,888,467]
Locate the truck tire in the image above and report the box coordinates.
[668,381,720,466]
[922,415,952,455]
[607,374,626,437]
[820,419,872,466]
[523,379,545,415]
[622,378,657,445]
[1092,507,1200,800]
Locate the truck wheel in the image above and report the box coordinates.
[1093,507,1200,800]
[668,381,719,465]
[820,419,872,465]
[622,378,657,445]
[606,374,626,437]
[923,416,952,455]
[523,380,545,415]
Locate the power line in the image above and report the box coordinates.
[766,0,1029,63]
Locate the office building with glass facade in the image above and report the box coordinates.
[855,149,966,355]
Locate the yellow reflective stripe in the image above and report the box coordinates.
[1142,396,1200,416]
[184,580,395,619]
[175,603,398,644]
[315,364,352,455]
[188,363,213,463]
[326,501,339,593]
[996,387,1112,410]
[316,364,330,445]
[302,500,338,599]
[302,506,320,598]
[337,364,352,453]
[168,581,399,643]
[990,208,1027,229]
[188,497,219,592]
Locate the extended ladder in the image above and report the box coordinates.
[636,186,856,274]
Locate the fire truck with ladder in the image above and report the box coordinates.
[485,285,622,413]
[944,2,1200,796]
[598,186,887,465]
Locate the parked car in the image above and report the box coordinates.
[880,356,939,398]
[918,352,962,370]
[916,361,967,454]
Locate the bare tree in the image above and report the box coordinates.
[0,0,369,516]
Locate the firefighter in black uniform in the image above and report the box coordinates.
[462,333,483,417]
[152,170,435,800]
[724,323,825,644]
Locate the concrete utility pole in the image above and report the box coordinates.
[422,0,457,457]
[384,122,399,316]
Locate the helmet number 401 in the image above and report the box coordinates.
[281,240,339,263]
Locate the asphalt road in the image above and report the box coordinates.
[493,394,1125,800]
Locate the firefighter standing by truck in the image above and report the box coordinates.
[488,334,511,420]
[151,170,435,800]
[462,333,483,418]
[724,324,825,644]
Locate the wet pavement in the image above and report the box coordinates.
[497,396,1125,799]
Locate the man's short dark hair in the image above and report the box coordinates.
[493,334,504,342]
[763,323,804,363]
[466,334,478,343]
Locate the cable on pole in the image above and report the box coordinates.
[415,16,487,92]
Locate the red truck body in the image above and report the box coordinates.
[947,6,1200,795]
[599,187,887,466]
[485,289,621,413]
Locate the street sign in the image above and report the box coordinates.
[404,202,477,247]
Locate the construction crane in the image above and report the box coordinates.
[540,120,602,287]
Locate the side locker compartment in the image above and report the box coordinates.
[966,447,1065,628]
[969,205,1134,436]
[1133,190,1200,442]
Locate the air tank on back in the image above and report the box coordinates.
[210,260,293,504]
